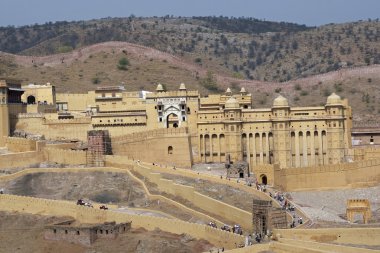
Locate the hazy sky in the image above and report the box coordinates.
[1,0,379,27]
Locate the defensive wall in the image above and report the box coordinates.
[3,136,39,152]
[105,155,273,202]
[43,147,87,165]
[274,158,380,191]
[0,194,244,249]
[0,167,230,229]
[106,156,252,231]
[353,147,380,161]
[13,116,90,141]
[111,127,193,168]
[0,151,44,168]
[273,228,380,247]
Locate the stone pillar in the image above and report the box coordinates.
[310,132,315,166]
[295,132,300,168]
[252,134,257,166]
[247,134,251,168]
[303,131,308,167]
[265,133,270,164]
[259,133,264,164]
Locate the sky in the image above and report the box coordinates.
[0,0,379,27]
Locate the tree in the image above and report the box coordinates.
[117,57,130,70]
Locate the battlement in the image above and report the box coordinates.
[146,90,199,99]
[112,127,189,142]
[44,117,91,125]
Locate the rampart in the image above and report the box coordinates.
[0,194,244,249]
[0,151,44,168]
[43,148,87,165]
[106,156,252,231]
[105,155,274,202]
[353,147,380,161]
[273,228,380,247]
[4,136,38,152]
[112,127,193,168]
[274,158,380,191]
[13,116,90,141]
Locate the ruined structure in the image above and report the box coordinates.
[44,220,131,246]
[346,199,372,224]
[86,130,112,167]
[225,154,250,179]
[252,199,287,235]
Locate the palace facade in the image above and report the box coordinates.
[0,79,352,178]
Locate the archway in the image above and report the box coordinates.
[261,174,268,185]
[166,113,179,128]
[27,95,36,104]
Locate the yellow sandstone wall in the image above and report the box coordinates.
[274,228,380,247]
[4,137,37,152]
[106,158,253,231]
[43,148,87,165]
[14,116,90,141]
[0,194,244,249]
[0,151,44,168]
[274,158,380,191]
[112,127,193,168]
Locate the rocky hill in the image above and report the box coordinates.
[1,16,379,82]
[0,16,380,122]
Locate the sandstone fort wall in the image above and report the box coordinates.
[0,151,44,168]
[0,194,244,249]
[4,136,37,152]
[111,127,193,168]
[274,228,380,247]
[274,158,380,191]
[44,148,87,165]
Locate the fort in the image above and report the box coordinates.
[0,77,380,252]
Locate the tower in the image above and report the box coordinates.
[0,80,10,146]
[224,97,243,162]
[325,93,346,164]
[271,95,291,168]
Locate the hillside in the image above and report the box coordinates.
[1,16,379,82]
[1,41,380,122]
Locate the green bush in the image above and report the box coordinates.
[117,57,130,70]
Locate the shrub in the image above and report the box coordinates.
[275,88,282,93]
[294,84,301,91]
[117,57,130,70]
[92,77,100,84]
[300,90,309,96]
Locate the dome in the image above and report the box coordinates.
[225,97,240,109]
[156,83,164,92]
[326,93,342,105]
[226,87,232,94]
[179,83,186,90]
[240,87,246,94]
[273,95,289,107]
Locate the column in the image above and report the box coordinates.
[265,133,270,164]
[252,134,257,166]
[247,134,251,168]
[210,135,213,163]
[295,132,300,167]
[310,132,315,166]
[303,131,308,167]
[218,135,221,163]
[260,133,264,164]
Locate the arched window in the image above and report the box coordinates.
[168,146,173,155]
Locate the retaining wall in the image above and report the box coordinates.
[0,194,244,249]
[44,148,87,165]
[274,158,380,191]
[0,151,44,169]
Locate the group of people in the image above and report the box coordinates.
[208,222,243,235]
